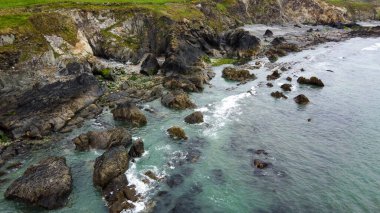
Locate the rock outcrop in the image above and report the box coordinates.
[271,91,288,99]
[184,111,204,124]
[140,53,160,76]
[73,128,132,151]
[161,91,196,110]
[294,94,310,104]
[4,157,72,209]
[128,139,145,158]
[297,76,325,87]
[112,103,148,127]
[222,67,256,82]
[167,126,188,140]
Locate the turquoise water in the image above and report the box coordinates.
[1,37,380,213]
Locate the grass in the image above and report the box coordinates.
[211,58,238,66]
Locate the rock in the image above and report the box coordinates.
[297,76,324,87]
[280,83,292,91]
[222,67,256,82]
[73,128,132,151]
[264,29,274,37]
[128,139,145,158]
[210,169,225,184]
[163,75,204,93]
[308,118,312,122]
[252,159,270,169]
[267,70,281,80]
[161,91,196,110]
[0,73,103,139]
[144,171,159,181]
[224,29,261,57]
[112,103,147,127]
[271,91,288,99]
[4,157,72,209]
[59,62,91,76]
[109,199,135,213]
[294,94,310,105]
[268,54,279,63]
[286,77,292,81]
[266,82,273,87]
[140,53,160,76]
[167,126,188,140]
[166,174,184,188]
[255,150,269,155]
[93,146,129,188]
[271,37,286,46]
[184,111,204,124]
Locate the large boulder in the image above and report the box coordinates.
[271,91,288,99]
[140,53,160,76]
[73,128,132,151]
[281,83,292,91]
[0,73,103,139]
[224,29,261,57]
[161,91,196,110]
[112,103,147,127]
[222,67,256,82]
[264,29,274,37]
[4,157,72,209]
[297,76,324,87]
[93,146,129,188]
[163,75,205,93]
[167,126,188,140]
[267,70,281,80]
[128,139,145,158]
[184,111,204,124]
[294,94,310,105]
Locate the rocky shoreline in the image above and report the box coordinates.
[1,1,380,212]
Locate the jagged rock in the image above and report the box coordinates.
[271,37,286,46]
[163,75,204,92]
[0,73,103,139]
[224,29,261,57]
[297,76,324,87]
[222,67,256,82]
[264,29,274,37]
[140,53,160,76]
[4,157,72,209]
[128,139,145,158]
[271,91,288,99]
[252,159,270,169]
[93,146,129,188]
[281,83,292,91]
[73,128,132,151]
[112,103,147,127]
[267,70,281,80]
[294,94,310,104]
[184,111,204,124]
[161,91,196,110]
[167,126,188,140]
[59,62,91,76]
[144,171,159,181]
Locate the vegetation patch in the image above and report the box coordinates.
[211,58,238,66]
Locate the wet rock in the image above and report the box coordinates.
[93,146,129,188]
[4,157,72,209]
[255,150,269,155]
[109,199,135,213]
[252,159,270,169]
[167,126,188,140]
[161,91,196,110]
[73,128,132,151]
[145,170,159,181]
[112,103,147,127]
[271,91,288,99]
[268,54,279,63]
[141,53,160,76]
[271,37,286,46]
[0,73,103,139]
[102,174,128,202]
[128,139,145,158]
[286,77,292,81]
[266,82,273,87]
[264,29,274,37]
[294,94,310,105]
[281,83,292,91]
[167,174,184,188]
[308,118,312,122]
[267,70,281,80]
[184,111,204,124]
[222,67,256,82]
[297,76,324,87]
[163,75,204,93]
[224,29,261,57]
[186,148,201,163]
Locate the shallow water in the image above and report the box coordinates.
[1,37,380,213]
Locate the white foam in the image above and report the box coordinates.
[362,43,380,51]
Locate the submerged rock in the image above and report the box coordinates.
[297,76,324,87]
[73,128,132,151]
[222,67,256,82]
[140,53,160,76]
[128,139,145,158]
[161,91,196,110]
[271,91,288,99]
[294,94,310,105]
[167,126,188,140]
[112,103,147,127]
[184,111,204,124]
[167,174,184,188]
[4,157,72,209]
[281,83,292,91]
[144,170,159,181]
[93,146,129,188]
